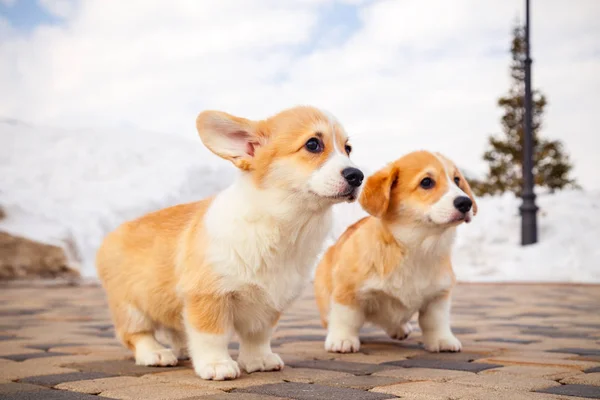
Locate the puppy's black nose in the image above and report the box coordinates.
[454,196,473,213]
[342,167,364,187]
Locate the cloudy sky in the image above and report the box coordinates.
[1,0,599,187]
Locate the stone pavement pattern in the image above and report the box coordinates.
[1,281,599,399]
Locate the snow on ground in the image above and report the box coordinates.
[452,189,600,283]
[1,119,599,282]
[0,119,233,277]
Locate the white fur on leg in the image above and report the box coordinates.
[419,294,461,353]
[325,302,364,353]
[134,335,178,366]
[185,322,240,380]
[237,329,283,373]
[158,328,189,360]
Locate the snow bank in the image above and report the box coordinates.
[1,119,598,282]
[453,190,600,283]
[0,119,233,277]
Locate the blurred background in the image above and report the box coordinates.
[0,0,598,283]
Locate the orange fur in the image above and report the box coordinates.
[315,151,476,354]
[96,105,360,379]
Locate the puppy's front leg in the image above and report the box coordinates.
[237,326,284,373]
[418,291,461,352]
[325,296,364,353]
[185,294,240,380]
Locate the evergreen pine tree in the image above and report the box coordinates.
[472,24,577,196]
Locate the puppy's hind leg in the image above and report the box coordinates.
[112,303,178,367]
[371,305,413,341]
[158,328,189,360]
[236,312,283,374]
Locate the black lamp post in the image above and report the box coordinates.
[520,0,538,245]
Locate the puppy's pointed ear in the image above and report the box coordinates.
[359,164,398,218]
[196,111,266,170]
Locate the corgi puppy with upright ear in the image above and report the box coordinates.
[96,106,363,380]
[314,151,477,354]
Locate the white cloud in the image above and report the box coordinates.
[1,0,599,188]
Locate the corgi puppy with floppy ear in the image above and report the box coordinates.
[96,106,363,380]
[314,151,477,354]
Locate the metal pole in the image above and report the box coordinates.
[520,0,538,245]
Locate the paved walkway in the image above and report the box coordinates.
[1,281,599,400]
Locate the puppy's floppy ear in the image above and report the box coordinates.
[457,170,478,215]
[359,163,398,218]
[196,111,266,170]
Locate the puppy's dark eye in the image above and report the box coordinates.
[420,177,435,189]
[344,144,352,155]
[305,138,323,153]
[454,176,460,185]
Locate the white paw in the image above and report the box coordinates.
[423,333,462,353]
[194,359,241,381]
[135,348,179,367]
[238,352,284,373]
[325,333,360,353]
[386,322,413,340]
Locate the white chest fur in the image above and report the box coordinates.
[361,227,456,315]
[204,176,332,312]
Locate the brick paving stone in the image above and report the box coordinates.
[2,351,71,361]
[26,343,83,352]
[64,359,188,377]
[561,373,600,386]
[0,309,45,317]
[55,376,146,394]
[193,394,289,400]
[0,359,79,381]
[1,390,109,400]
[276,367,352,384]
[0,382,47,394]
[475,338,540,344]
[287,359,389,375]
[481,365,584,380]
[372,367,475,382]
[550,348,600,357]
[198,394,290,400]
[20,372,115,387]
[408,351,493,362]
[521,329,595,339]
[0,343,43,357]
[451,374,561,391]
[99,383,223,399]
[317,374,405,390]
[477,355,600,370]
[450,327,477,334]
[141,369,285,391]
[82,324,113,331]
[537,384,600,399]
[370,381,489,400]
[2,282,600,399]
[500,350,583,359]
[48,345,129,355]
[381,359,503,372]
[237,382,393,400]
[372,382,584,400]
